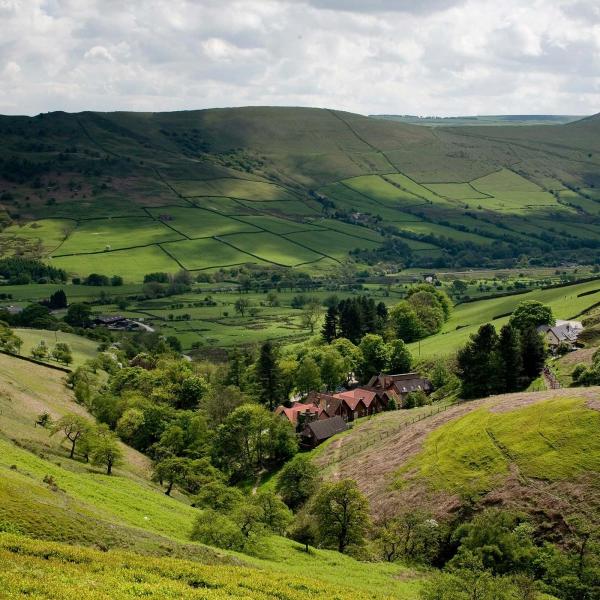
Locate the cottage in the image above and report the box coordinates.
[275,402,320,429]
[537,320,582,352]
[301,415,347,448]
[365,372,432,408]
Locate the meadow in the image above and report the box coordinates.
[397,397,600,497]
[407,278,600,359]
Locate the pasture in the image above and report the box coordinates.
[408,278,600,358]
[53,217,183,255]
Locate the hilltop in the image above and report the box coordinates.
[1,107,600,281]
[313,388,600,528]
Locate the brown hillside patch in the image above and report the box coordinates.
[316,387,600,519]
[558,347,596,367]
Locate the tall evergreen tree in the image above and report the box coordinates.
[338,299,363,344]
[48,289,67,309]
[497,324,523,393]
[322,305,339,343]
[456,324,499,399]
[255,341,283,410]
[520,326,546,382]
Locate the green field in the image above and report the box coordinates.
[170,178,297,201]
[51,246,181,281]
[408,278,600,358]
[397,398,600,497]
[54,217,183,255]
[162,237,263,270]
[222,232,323,266]
[0,219,73,256]
[148,206,261,238]
[12,328,99,367]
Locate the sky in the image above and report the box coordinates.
[0,0,599,116]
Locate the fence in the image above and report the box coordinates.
[319,400,457,466]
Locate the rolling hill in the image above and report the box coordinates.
[1,108,600,281]
[313,388,600,530]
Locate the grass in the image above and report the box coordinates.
[396,398,600,497]
[222,232,323,266]
[54,217,183,255]
[0,533,420,600]
[170,178,297,201]
[0,352,423,599]
[0,219,73,256]
[147,207,261,238]
[408,278,600,358]
[284,229,380,259]
[12,328,99,367]
[162,237,264,270]
[235,214,325,235]
[50,246,181,282]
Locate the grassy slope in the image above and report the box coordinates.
[0,353,422,599]
[315,388,600,523]
[12,328,99,367]
[407,278,600,358]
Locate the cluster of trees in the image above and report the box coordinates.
[322,296,388,344]
[42,412,122,475]
[572,347,600,386]
[73,273,123,286]
[323,286,451,346]
[457,301,552,399]
[0,257,66,284]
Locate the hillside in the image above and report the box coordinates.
[1,108,600,281]
[314,389,600,528]
[0,353,422,599]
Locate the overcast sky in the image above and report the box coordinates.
[0,0,598,116]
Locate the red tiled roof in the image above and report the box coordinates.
[334,388,377,410]
[275,402,320,425]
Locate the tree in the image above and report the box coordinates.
[456,324,499,399]
[288,509,318,552]
[0,323,23,354]
[322,305,339,343]
[311,479,370,553]
[234,297,250,317]
[319,347,345,391]
[48,289,67,309]
[276,454,320,510]
[520,326,546,382]
[295,356,322,396]
[509,300,554,331]
[450,279,468,297]
[387,339,412,374]
[152,456,193,495]
[31,339,48,359]
[300,299,323,334]
[390,301,422,342]
[213,404,297,478]
[376,511,440,563]
[254,491,293,534]
[357,334,390,383]
[52,342,73,365]
[64,303,92,328]
[497,324,523,393]
[255,341,283,410]
[51,413,92,459]
[89,426,123,475]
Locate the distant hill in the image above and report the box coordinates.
[1,106,600,280]
[370,114,584,127]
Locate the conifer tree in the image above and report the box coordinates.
[497,324,523,393]
[520,326,546,382]
[456,324,499,399]
[321,305,339,342]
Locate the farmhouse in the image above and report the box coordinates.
[537,320,582,352]
[301,416,347,449]
[93,315,153,332]
[275,371,433,447]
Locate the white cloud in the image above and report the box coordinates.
[0,0,597,116]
